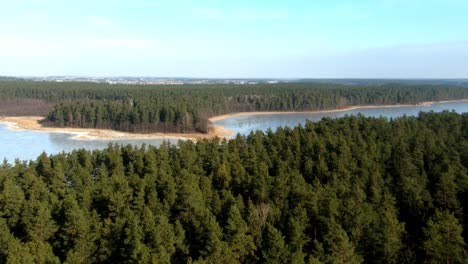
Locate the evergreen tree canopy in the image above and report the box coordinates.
[0,112,468,262]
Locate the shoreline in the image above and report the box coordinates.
[0,116,234,141]
[208,99,468,122]
[1,99,467,141]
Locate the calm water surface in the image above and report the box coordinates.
[2,101,468,163]
[212,101,468,138]
[0,126,179,163]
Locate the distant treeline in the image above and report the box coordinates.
[1,112,467,263]
[1,81,468,133]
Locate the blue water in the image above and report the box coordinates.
[0,126,179,164]
[2,101,468,163]
[212,101,468,138]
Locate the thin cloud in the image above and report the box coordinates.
[0,37,158,57]
[90,38,156,49]
[0,37,68,57]
[193,7,226,20]
[86,16,112,26]
[308,5,371,21]
[193,7,288,21]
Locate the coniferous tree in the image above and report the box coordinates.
[423,210,466,264]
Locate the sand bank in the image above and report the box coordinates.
[208,99,468,122]
[1,99,467,140]
[0,116,234,141]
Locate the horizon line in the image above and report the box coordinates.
[3,76,468,80]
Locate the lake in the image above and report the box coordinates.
[0,126,179,164]
[2,101,468,163]
[212,101,468,138]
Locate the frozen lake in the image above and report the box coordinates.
[2,100,468,163]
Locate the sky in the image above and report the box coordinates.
[1,0,468,78]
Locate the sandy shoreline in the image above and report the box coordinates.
[1,99,467,141]
[0,116,234,141]
[208,99,468,122]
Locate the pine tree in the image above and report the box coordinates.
[261,223,289,264]
[324,221,362,264]
[225,204,256,262]
[423,210,466,264]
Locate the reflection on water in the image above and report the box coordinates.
[2,101,468,163]
[212,101,468,138]
[0,126,179,163]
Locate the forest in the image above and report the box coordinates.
[1,111,467,263]
[2,80,468,133]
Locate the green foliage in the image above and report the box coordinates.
[2,80,468,133]
[0,112,468,262]
[423,210,466,263]
[261,223,289,264]
[323,220,363,264]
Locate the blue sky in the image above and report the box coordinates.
[1,0,468,78]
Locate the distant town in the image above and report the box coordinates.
[3,76,284,85]
[1,76,468,87]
